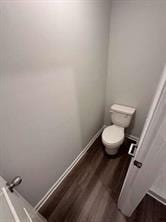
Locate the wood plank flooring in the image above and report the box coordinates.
[40,137,131,222]
[40,137,166,222]
[128,194,166,222]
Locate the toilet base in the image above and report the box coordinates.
[105,146,120,155]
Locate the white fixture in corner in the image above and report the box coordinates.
[102,104,136,155]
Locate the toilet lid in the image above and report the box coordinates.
[102,125,124,144]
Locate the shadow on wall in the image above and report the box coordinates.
[0,66,83,205]
[0,64,105,205]
[0,1,110,205]
[126,113,136,136]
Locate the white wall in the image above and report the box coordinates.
[105,0,166,137]
[0,1,111,205]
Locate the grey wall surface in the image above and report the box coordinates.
[0,1,111,205]
[105,0,166,137]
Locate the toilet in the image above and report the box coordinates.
[102,104,136,155]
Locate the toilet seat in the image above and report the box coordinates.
[102,125,124,146]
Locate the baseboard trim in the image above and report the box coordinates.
[148,190,166,206]
[126,134,139,143]
[35,126,104,211]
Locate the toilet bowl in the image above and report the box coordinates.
[102,125,124,155]
[102,104,136,155]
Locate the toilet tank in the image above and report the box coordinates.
[110,104,136,128]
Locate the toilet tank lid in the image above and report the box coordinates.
[111,104,136,116]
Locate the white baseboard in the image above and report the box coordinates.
[148,190,166,206]
[126,134,139,143]
[35,126,104,211]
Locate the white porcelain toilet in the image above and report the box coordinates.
[102,104,136,155]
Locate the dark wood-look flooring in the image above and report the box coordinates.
[128,194,166,222]
[40,137,131,222]
[40,137,166,222]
